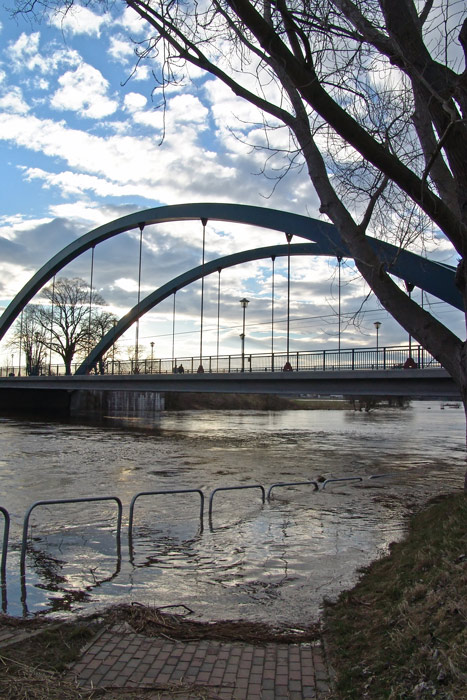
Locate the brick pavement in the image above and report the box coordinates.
[70,623,333,699]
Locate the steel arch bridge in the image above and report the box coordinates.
[0,202,462,375]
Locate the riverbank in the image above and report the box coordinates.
[323,491,466,699]
[0,492,464,698]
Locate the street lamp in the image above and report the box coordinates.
[239,298,249,372]
[374,321,381,367]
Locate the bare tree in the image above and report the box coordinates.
[33,277,111,374]
[126,344,148,373]
[9,306,48,375]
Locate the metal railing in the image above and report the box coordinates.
[0,506,10,583]
[20,496,123,580]
[1,344,441,378]
[129,489,205,547]
[208,484,266,521]
[267,480,319,500]
[2,474,395,612]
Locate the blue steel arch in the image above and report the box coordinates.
[0,203,462,362]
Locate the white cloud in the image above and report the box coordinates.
[124,92,147,112]
[23,166,152,199]
[0,214,53,240]
[37,78,50,90]
[131,64,151,82]
[9,32,48,73]
[168,94,209,126]
[0,86,29,114]
[0,262,37,296]
[48,5,108,37]
[116,7,148,36]
[8,32,80,75]
[108,35,135,64]
[50,63,119,118]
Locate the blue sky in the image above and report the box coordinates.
[0,3,463,368]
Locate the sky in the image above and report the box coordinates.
[0,2,464,370]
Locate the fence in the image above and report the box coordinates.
[1,344,440,377]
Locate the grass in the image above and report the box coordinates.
[323,492,467,699]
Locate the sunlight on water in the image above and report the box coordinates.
[0,401,464,623]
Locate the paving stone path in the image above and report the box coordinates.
[70,623,333,699]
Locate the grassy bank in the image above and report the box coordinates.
[323,492,467,699]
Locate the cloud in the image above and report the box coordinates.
[108,35,136,64]
[0,86,29,114]
[48,5,109,37]
[115,7,148,36]
[124,91,147,112]
[50,63,119,118]
[8,31,80,75]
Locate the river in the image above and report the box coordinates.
[0,401,465,623]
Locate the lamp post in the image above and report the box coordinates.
[374,321,381,368]
[150,341,154,373]
[240,298,249,372]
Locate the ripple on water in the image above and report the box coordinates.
[0,402,464,621]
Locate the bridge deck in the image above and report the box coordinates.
[0,369,460,399]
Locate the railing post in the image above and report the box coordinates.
[0,506,10,590]
[323,349,326,371]
[383,347,386,369]
[296,351,299,371]
[228,355,231,373]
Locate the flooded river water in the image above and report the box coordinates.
[0,401,465,623]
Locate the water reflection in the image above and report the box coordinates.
[0,402,464,622]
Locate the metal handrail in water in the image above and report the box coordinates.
[321,477,363,489]
[0,506,10,585]
[267,481,319,500]
[208,484,266,520]
[20,496,123,579]
[128,489,205,548]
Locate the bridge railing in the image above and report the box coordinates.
[1,344,441,377]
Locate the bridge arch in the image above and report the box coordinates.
[77,241,323,373]
[0,203,461,370]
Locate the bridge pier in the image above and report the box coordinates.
[0,388,165,418]
[0,388,72,416]
[70,389,165,417]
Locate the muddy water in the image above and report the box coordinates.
[0,402,464,623]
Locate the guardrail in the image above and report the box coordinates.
[208,484,266,522]
[0,506,9,584]
[129,489,205,547]
[20,496,123,581]
[1,344,440,377]
[2,474,394,612]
